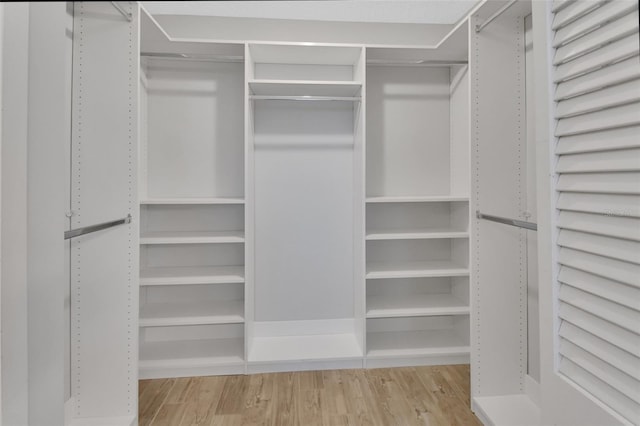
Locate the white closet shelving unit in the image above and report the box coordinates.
[364,29,471,367]
[137,6,471,378]
[246,42,366,373]
[138,11,247,378]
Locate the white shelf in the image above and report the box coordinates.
[366,330,470,358]
[249,333,362,362]
[140,197,245,205]
[366,293,470,318]
[366,260,469,279]
[139,300,244,327]
[140,230,245,245]
[366,195,469,203]
[473,395,541,426]
[366,228,468,240]
[249,79,362,97]
[139,338,244,369]
[140,265,245,286]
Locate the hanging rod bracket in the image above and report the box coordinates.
[475,0,518,33]
[110,2,132,22]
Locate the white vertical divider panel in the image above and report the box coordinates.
[470,3,529,399]
[27,3,69,424]
[244,42,255,369]
[354,47,366,356]
[71,2,139,424]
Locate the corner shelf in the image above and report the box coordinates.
[366,330,470,359]
[366,260,469,279]
[366,228,468,240]
[139,299,244,327]
[140,265,245,286]
[140,197,245,205]
[249,79,362,97]
[366,195,469,203]
[366,293,470,318]
[140,230,245,245]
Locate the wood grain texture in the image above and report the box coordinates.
[139,365,481,426]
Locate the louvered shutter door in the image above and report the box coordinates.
[551,1,640,423]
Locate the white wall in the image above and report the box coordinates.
[1,3,69,424]
[1,4,29,424]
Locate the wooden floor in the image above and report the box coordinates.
[139,365,482,426]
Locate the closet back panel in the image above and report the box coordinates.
[254,64,354,81]
[254,101,355,322]
[145,59,244,198]
[367,202,469,231]
[141,204,244,233]
[142,244,244,268]
[367,239,468,264]
[366,66,450,197]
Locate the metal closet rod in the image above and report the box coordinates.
[475,0,518,33]
[250,95,361,102]
[141,52,467,67]
[110,1,132,22]
[476,210,537,231]
[141,52,244,62]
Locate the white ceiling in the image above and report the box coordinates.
[141,1,480,25]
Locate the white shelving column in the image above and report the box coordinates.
[364,30,471,368]
[138,13,247,378]
[246,43,366,373]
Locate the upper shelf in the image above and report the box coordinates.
[366,195,469,203]
[249,44,363,66]
[249,80,362,97]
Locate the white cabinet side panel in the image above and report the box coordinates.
[471,11,528,397]
[71,2,139,420]
[524,13,540,384]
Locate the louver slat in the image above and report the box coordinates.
[552,3,640,423]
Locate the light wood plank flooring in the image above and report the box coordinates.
[139,365,482,426]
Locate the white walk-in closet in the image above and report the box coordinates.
[1,1,638,425]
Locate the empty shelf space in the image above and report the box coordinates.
[249,80,362,97]
[366,261,469,279]
[140,266,245,286]
[140,197,245,205]
[366,195,469,203]
[366,228,468,240]
[140,231,245,245]
[249,333,362,363]
[140,300,244,327]
[139,338,244,369]
[366,293,470,318]
[367,330,470,359]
